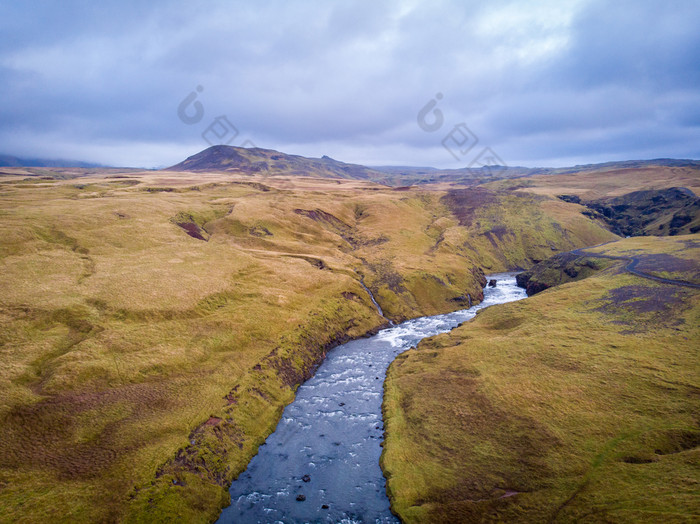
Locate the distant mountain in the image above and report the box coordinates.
[0,154,105,168]
[370,165,439,175]
[166,145,389,182]
[553,158,700,172]
[372,159,700,186]
[166,145,540,185]
[166,146,700,187]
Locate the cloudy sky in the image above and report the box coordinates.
[1,0,699,168]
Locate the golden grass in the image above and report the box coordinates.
[382,236,700,522]
[487,165,700,199]
[0,169,616,522]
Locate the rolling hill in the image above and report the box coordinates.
[0,163,616,523]
[0,146,698,522]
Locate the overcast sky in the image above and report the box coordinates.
[1,0,699,168]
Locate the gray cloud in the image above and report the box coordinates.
[0,0,698,168]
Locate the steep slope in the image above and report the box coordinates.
[515,251,614,295]
[440,188,614,270]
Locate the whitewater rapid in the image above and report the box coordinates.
[216,273,527,523]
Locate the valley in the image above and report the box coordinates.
[0,147,698,523]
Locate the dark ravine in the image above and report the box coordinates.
[565,188,700,237]
[216,274,527,523]
[517,241,700,295]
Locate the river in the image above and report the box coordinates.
[216,273,527,523]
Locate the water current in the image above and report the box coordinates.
[217,273,527,523]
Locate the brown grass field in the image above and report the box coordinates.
[0,163,698,522]
[486,165,700,199]
[0,167,618,522]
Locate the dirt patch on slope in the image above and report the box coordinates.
[601,285,687,313]
[595,284,696,332]
[171,212,209,241]
[177,221,208,240]
[294,208,351,234]
[633,253,700,283]
[441,188,497,226]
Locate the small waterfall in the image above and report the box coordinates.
[358,277,390,322]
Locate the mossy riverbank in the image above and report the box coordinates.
[382,235,700,522]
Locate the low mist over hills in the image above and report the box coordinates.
[0,154,104,168]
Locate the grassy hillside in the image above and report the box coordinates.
[440,188,612,270]
[0,169,614,522]
[486,165,700,242]
[487,164,700,199]
[376,159,700,187]
[382,235,700,522]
